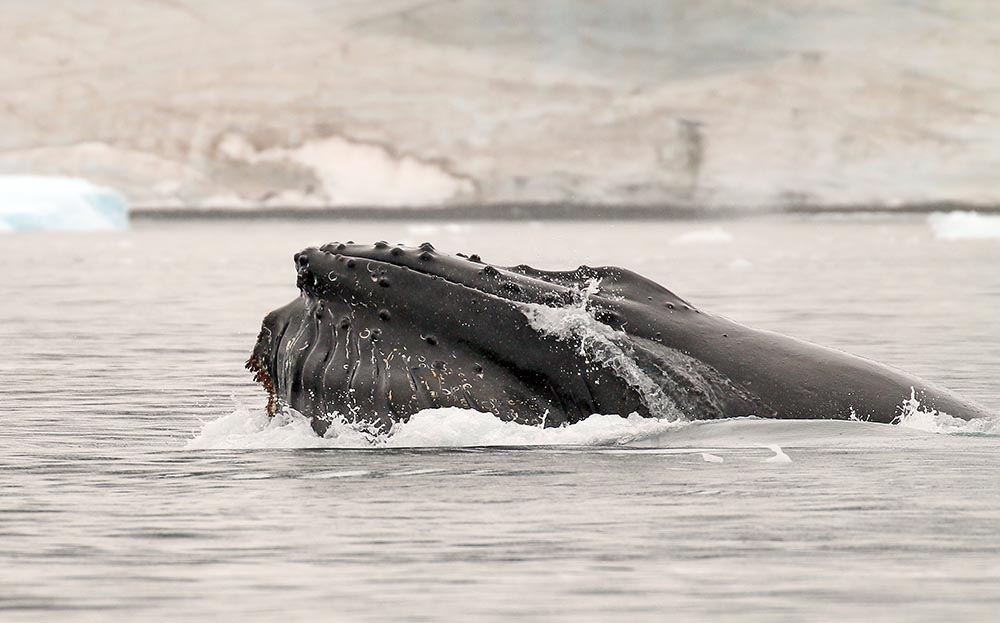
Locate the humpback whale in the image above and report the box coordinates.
[248,241,990,435]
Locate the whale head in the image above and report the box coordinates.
[246,240,711,435]
[249,240,994,432]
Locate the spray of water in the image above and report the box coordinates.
[894,388,1000,435]
[519,279,685,421]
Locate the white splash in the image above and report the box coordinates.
[894,389,1000,435]
[183,406,357,450]
[184,406,687,450]
[185,404,999,451]
[672,227,734,244]
[519,281,685,421]
[927,211,1000,240]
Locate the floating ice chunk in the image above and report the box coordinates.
[0,176,128,232]
[762,444,792,463]
[672,227,734,244]
[404,223,473,236]
[228,472,274,480]
[927,211,1000,240]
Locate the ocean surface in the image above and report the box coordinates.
[2,215,999,622]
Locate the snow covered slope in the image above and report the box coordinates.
[2,1,999,210]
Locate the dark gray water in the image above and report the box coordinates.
[2,216,998,621]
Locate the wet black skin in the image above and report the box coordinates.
[248,241,991,436]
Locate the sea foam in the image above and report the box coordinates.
[185,399,999,451]
[184,406,686,450]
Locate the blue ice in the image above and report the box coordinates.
[0,176,128,233]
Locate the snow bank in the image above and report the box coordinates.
[7,2,1000,210]
[216,133,474,206]
[0,176,128,232]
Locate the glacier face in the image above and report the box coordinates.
[2,1,999,210]
[0,176,129,232]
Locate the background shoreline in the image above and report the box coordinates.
[131,202,1000,221]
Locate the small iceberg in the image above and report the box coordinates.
[762,444,792,463]
[927,211,1000,241]
[0,175,128,232]
[672,227,734,244]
